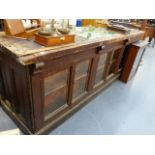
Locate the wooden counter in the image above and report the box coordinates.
[0,28,144,134]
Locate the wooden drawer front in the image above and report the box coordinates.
[0,58,33,129]
[47,35,75,46]
[35,34,75,46]
[33,48,96,74]
[72,60,90,102]
[98,41,124,54]
[44,69,69,120]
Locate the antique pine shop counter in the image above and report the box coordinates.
[0,27,144,134]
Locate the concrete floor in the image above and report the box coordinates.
[0,46,155,135]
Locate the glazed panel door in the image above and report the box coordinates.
[44,69,70,121]
[105,47,125,81]
[72,59,92,103]
[93,52,108,88]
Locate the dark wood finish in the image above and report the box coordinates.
[0,31,143,134]
[0,52,34,130]
[0,19,4,31]
[120,40,148,83]
[0,54,5,103]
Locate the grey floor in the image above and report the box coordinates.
[0,46,155,135]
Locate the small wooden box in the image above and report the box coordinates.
[35,33,75,46]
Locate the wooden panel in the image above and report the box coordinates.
[1,63,18,111]
[31,73,44,131]
[13,68,33,127]
[75,60,90,78]
[0,53,33,130]
[128,48,144,80]
[0,57,5,100]
[73,76,87,100]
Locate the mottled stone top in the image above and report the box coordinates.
[0,27,144,65]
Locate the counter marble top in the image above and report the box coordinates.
[0,27,144,65]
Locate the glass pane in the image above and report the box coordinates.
[44,70,68,95]
[108,62,116,75]
[107,49,121,76]
[98,53,107,68]
[94,53,107,86]
[44,69,69,119]
[44,86,67,117]
[94,68,104,85]
[73,76,87,100]
[75,60,89,78]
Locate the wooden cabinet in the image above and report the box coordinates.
[0,34,143,134]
